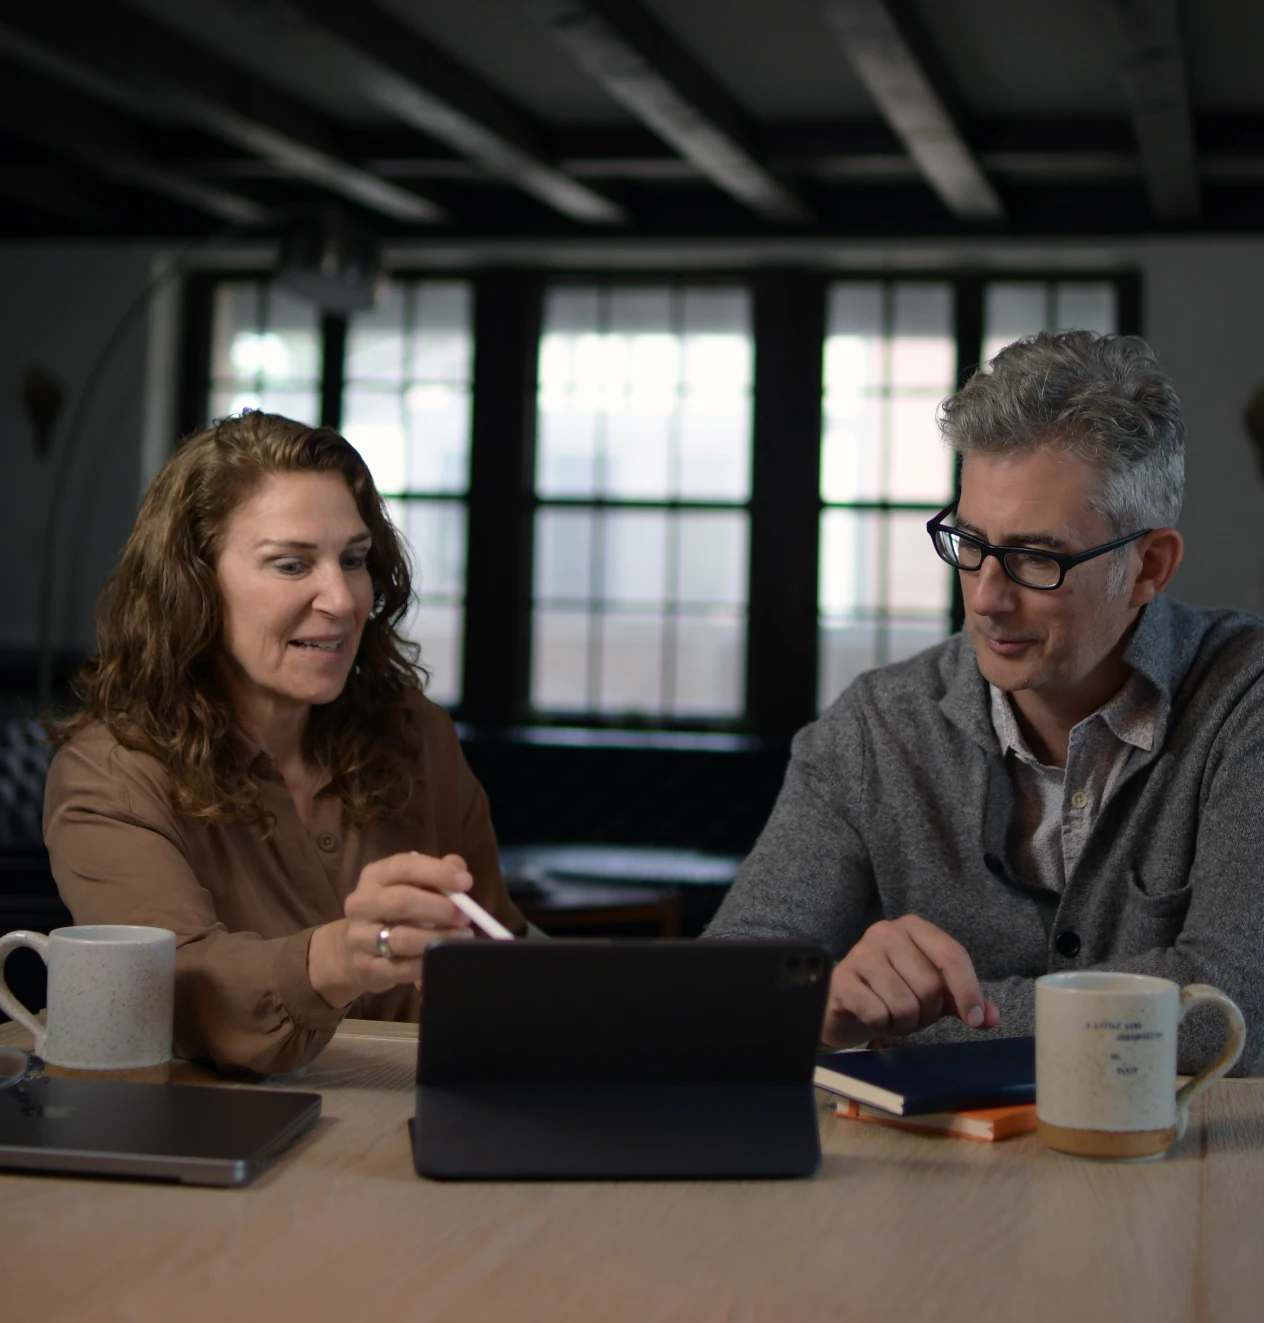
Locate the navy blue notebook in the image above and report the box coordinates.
[813,1036,1036,1115]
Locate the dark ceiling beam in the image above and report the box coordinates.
[533,0,811,223]
[0,59,267,224]
[821,0,1004,220]
[0,0,445,225]
[1109,0,1200,222]
[282,0,623,224]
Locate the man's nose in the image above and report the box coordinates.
[963,554,1019,615]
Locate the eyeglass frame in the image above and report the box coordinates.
[925,502,1152,591]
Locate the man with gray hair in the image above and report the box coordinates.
[708,329,1264,1073]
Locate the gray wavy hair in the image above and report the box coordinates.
[940,330,1185,537]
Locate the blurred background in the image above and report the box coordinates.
[2,0,1262,965]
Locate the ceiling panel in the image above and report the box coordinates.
[639,0,875,119]
[378,0,635,124]
[123,0,393,123]
[914,0,1125,115]
[1184,0,1264,110]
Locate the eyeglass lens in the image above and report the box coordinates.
[934,529,1061,588]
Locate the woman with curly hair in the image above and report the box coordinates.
[44,411,527,1074]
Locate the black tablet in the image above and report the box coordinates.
[413,938,831,1181]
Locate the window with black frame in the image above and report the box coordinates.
[530,282,753,724]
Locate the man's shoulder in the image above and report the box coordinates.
[803,633,974,772]
[1154,597,1264,691]
[820,631,969,720]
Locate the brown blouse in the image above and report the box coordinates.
[42,698,526,1076]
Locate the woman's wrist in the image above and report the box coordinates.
[307,920,362,1010]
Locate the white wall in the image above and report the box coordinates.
[0,243,162,653]
[1,235,1261,660]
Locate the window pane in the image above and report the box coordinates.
[888,511,952,614]
[676,512,747,607]
[890,284,954,389]
[346,284,405,382]
[532,610,590,711]
[821,394,882,505]
[822,280,953,505]
[984,280,1119,367]
[343,387,405,494]
[597,613,665,713]
[819,619,878,711]
[602,510,668,606]
[265,288,322,381]
[400,500,466,602]
[412,282,472,382]
[671,615,744,716]
[408,604,463,708]
[1054,282,1117,334]
[406,384,470,492]
[536,284,752,503]
[346,279,473,497]
[888,396,952,503]
[209,280,320,427]
[535,509,594,603]
[983,282,1046,363]
[537,405,598,497]
[211,283,260,380]
[819,509,880,615]
[532,283,751,722]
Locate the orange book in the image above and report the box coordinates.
[835,1098,1037,1142]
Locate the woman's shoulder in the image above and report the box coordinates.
[47,719,173,807]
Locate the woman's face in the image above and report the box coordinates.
[215,471,375,720]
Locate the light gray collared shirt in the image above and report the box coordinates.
[989,672,1166,893]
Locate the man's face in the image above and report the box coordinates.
[955,448,1141,701]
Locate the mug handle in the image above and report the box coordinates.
[0,930,50,1056]
[1173,983,1247,1138]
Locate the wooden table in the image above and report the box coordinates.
[2,1018,1262,1323]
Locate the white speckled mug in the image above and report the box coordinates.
[1036,971,1246,1160]
[0,926,175,1083]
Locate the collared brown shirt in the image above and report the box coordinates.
[43,697,526,1076]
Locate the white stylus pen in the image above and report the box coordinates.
[444,889,516,940]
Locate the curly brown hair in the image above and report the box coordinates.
[52,411,427,829]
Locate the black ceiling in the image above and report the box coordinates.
[0,0,1259,241]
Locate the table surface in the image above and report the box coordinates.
[2,1017,1261,1323]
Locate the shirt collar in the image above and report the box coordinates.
[229,725,332,795]
[988,669,1163,767]
[943,595,1191,755]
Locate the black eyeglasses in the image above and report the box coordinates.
[926,503,1151,591]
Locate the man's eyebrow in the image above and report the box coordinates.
[253,532,372,551]
[953,515,1068,550]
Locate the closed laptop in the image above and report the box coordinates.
[0,1075,321,1187]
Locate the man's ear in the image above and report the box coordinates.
[1128,528,1184,608]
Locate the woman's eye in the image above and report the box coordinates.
[341,554,369,571]
[274,559,306,576]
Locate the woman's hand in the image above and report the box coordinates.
[307,852,476,1008]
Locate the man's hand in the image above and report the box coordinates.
[822,914,1001,1048]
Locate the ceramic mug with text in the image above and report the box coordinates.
[0,925,175,1082]
[1036,971,1245,1159]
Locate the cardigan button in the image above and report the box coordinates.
[317,833,339,853]
[1055,930,1081,958]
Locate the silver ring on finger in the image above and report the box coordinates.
[375,925,394,959]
